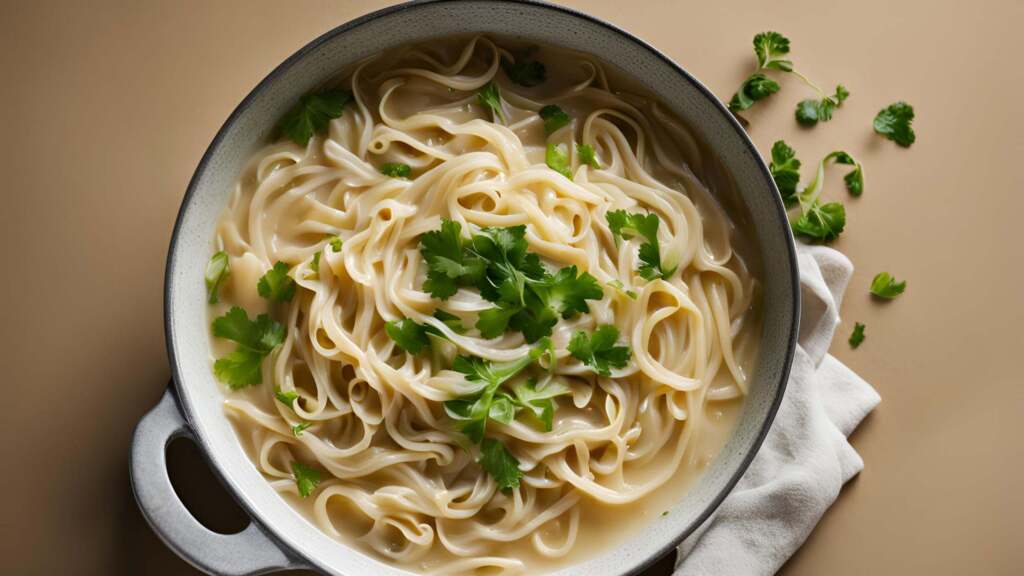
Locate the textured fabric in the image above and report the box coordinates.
[675,244,881,575]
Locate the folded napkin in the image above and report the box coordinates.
[675,244,881,575]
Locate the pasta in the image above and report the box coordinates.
[208,35,759,575]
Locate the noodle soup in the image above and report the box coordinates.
[206,36,759,575]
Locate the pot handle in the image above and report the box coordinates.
[130,387,305,575]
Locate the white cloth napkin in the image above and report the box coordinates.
[674,244,881,575]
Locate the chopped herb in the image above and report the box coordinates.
[577,143,601,169]
[606,210,677,280]
[546,143,572,178]
[729,73,781,112]
[291,422,312,436]
[502,48,546,87]
[274,387,299,408]
[444,348,542,442]
[870,272,906,299]
[479,438,522,490]
[769,140,802,207]
[849,322,866,348]
[211,307,285,388]
[310,251,321,275]
[381,163,411,178]
[419,219,486,300]
[538,105,571,135]
[753,31,793,71]
[511,377,571,431]
[205,250,230,304]
[328,236,343,252]
[279,89,352,146]
[433,309,466,334]
[873,101,916,147]
[778,143,860,242]
[607,279,638,300]
[477,82,504,122]
[828,151,865,196]
[386,318,432,354]
[795,85,849,126]
[568,324,631,377]
[792,202,846,242]
[291,462,322,498]
[257,262,296,303]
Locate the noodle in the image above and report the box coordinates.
[210,35,758,575]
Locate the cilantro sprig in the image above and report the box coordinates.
[769,140,801,207]
[873,102,916,147]
[479,438,522,490]
[291,462,322,498]
[606,210,677,280]
[568,325,631,377]
[539,105,570,135]
[577,143,601,169]
[279,89,352,146]
[796,85,849,126]
[546,143,572,178]
[211,307,285,389]
[205,251,230,304]
[870,272,906,299]
[258,262,296,303]
[477,82,504,122]
[770,141,863,242]
[849,322,865,349]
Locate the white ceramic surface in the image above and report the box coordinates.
[131,1,799,575]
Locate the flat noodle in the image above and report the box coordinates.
[212,35,758,575]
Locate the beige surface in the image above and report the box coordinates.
[1,1,1021,574]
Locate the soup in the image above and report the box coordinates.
[205,35,759,575]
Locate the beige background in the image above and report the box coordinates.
[2,0,1021,574]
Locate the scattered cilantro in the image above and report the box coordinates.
[511,378,571,431]
[274,387,299,408]
[291,422,312,436]
[769,140,801,207]
[205,250,230,304]
[828,151,865,196]
[386,318,432,354]
[419,219,486,300]
[607,279,638,300]
[870,272,906,299]
[577,143,601,169]
[795,85,849,126]
[849,322,865,349]
[380,163,412,178]
[502,48,546,87]
[328,236,343,252]
[433,309,466,334]
[477,82,504,122]
[792,202,846,242]
[291,462,322,498]
[211,307,285,388]
[753,32,793,71]
[310,251,321,275]
[568,325,632,377]
[479,438,522,490]
[873,101,916,147]
[729,73,781,112]
[728,32,793,114]
[538,105,571,135]
[257,262,296,303]
[444,348,542,442]
[606,210,677,280]
[546,143,572,178]
[279,89,352,146]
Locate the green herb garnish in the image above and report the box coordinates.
[385,318,432,354]
[546,143,572,178]
[873,101,916,147]
[479,438,522,490]
[205,250,230,304]
[328,236,343,252]
[419,219,486,300]
[870,272,906,299]
[607,279,638,300]
[769,140,802,207]
[502,48,546,87]
[606,210,677,280]
[539,105,570,135]
[433,309,466,334]
[257,262,296,303]
[477,82,504,122]
[443,348,543,442]
[776,142,861,242]
[511,377,571,432]
[291,462,322,498]
[274,387,299,408]
[729,73,781,113]
[577,143,601,169]
[380,163,412,178]
[795,85,849,126]
[291,422,312,436]
[568,325,632,377]
[279,89,352,146]
[211,307,285,388]
[849,322,865,348]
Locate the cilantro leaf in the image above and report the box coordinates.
[546,143,572,178]
[328,236,343,252]
[502,49,546,87]
[729,73,781,113]
[849,322,865,349]
[381,163,411,178]
[479,438,522,490]
[795,85,849,126]
[291,422,312,436]
[211,307,285,389]
[444,351,537,442]
[577,143,601,169]
[827,151,864,196]
[873,101,916,147]
[606,210,676,280]
[205,250,230,304]
[279,89,352,146]
[792,201,846,242]
[386,318,431,354]
[511,378,571,431]
[274,387,299,408]
[870,272,906,299]
[538,105,570,135]
[291,462,322,498]
[753,32,793,71]
[433,309,466,334]
[533,265,603,319]
[769,140,801,207]
[568,325,631,377]
[257,262,296,303]
[419,219,485,299]
[477,82,504,122]
[476,307,518,339]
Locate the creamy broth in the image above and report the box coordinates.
[207,35,759,575]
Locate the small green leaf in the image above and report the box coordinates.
[729,73,781,112]
[568,325,631,377]
[477,82,504,122]
[205,251,230,304]
[386,318,431,354]
[275,387,299,408]
[577,143,601,169]
[328,236,343,252]
[769,140,801,207]
[849,322,865,349]
[538,105,571,135]
[478,438,522,490]
[291,422,312,436]
[279,89,352,146]
[433,309,466,334]
[381,163,412,178]
[291,462,322,497]
[792,201,846,242]
[211,307,285,389]
[873,101,916,147]
[546,143,572,178]
[753,31,793,71]
[257,262,296,303]
[870,272,906,299]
